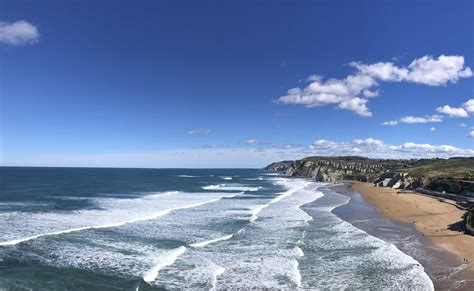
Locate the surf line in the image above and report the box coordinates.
[250,179,309,223]
[0,196,229,247]
[142,246,187,283]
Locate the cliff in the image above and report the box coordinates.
[265,156,474,197]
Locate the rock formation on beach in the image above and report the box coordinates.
[265,156,474,197]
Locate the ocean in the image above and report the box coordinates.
[0,167,434,290]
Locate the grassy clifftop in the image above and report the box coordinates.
[395,157,474,179]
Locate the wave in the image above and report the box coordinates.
[177,175,198,178]
[249,179,310,223]
[219,176,232,180]
[292,259,302,287]
[0,193,230,247]
[190,234,234,248]
[245,177,264,181]
[306,185,434,290]
[203,184,261,192]
[211,266,226,290]
[143,246,187,282]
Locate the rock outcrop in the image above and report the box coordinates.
[264,156,474,197]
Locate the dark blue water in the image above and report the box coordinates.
[0,167,433,290]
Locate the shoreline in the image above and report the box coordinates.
[343,181,474,289]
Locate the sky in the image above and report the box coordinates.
[0,0,473,168]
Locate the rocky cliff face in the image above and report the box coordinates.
[265,156,474,197]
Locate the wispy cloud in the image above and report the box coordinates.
[245,139,258,145]
[188,129,211,136]
[5,138,471,168]
[382,115,443,126]
[468,131,474,138]
[0,20,39,45]
[276,55,472,117]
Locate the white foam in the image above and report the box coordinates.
[292,259,302,287]
[249,178,311,223]
[190,234,234,248]
[245,177,264,181]
[143,246,187,282]
[203,184,261,192]
[0,192,231,246]
[211,266,225,290]
[220,176,232,180]
[300,185,435,290]
[294,246,304,257]
[177,175,198,178]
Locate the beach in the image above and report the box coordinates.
[346,181,474,288]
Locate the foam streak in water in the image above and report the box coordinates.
[143,246,187,283]
[190,234,234,248]
[0,197,226,246]
[250,179,309,223]
[211,266,226,290]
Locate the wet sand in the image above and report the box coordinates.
[330,182,474,290]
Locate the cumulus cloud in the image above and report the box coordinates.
[188,129,211,136]
[245,139,258,145]
[337,97,372,117]
[0,20,39,45]
[435,98,474,118]
[305,138,474,159]
[276,55,472,116]
[468,131,474,138]
[463,99,474,113]
[405,55,472,86]
[436,105,469,118]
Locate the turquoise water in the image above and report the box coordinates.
[0,167,433,290]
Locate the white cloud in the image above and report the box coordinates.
[381,120,398,126]
[436,105,469,118]
[188,129,211,136]
[337,97,372,117]
[0,20,39,45]
[429,127,436,131]
[3,138,473,168]
[399,115,443,124]
[277,55,472,116]
[245,139,258,145]
[306,138,474,159]
[459,122,467,128]
[351,61,408,81]
[306,74,322,82]
[463,99,474,113]
[405,55,472,86]
[468,131,474,138]
[353,138,384,146]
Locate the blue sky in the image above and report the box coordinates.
[1,0,473,167]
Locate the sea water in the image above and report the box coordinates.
[0,167,433,290]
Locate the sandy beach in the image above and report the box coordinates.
[348,182,474,278]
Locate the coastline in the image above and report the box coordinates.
[341,181,474,289]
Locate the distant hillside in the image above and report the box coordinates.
[264,156,474,197]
